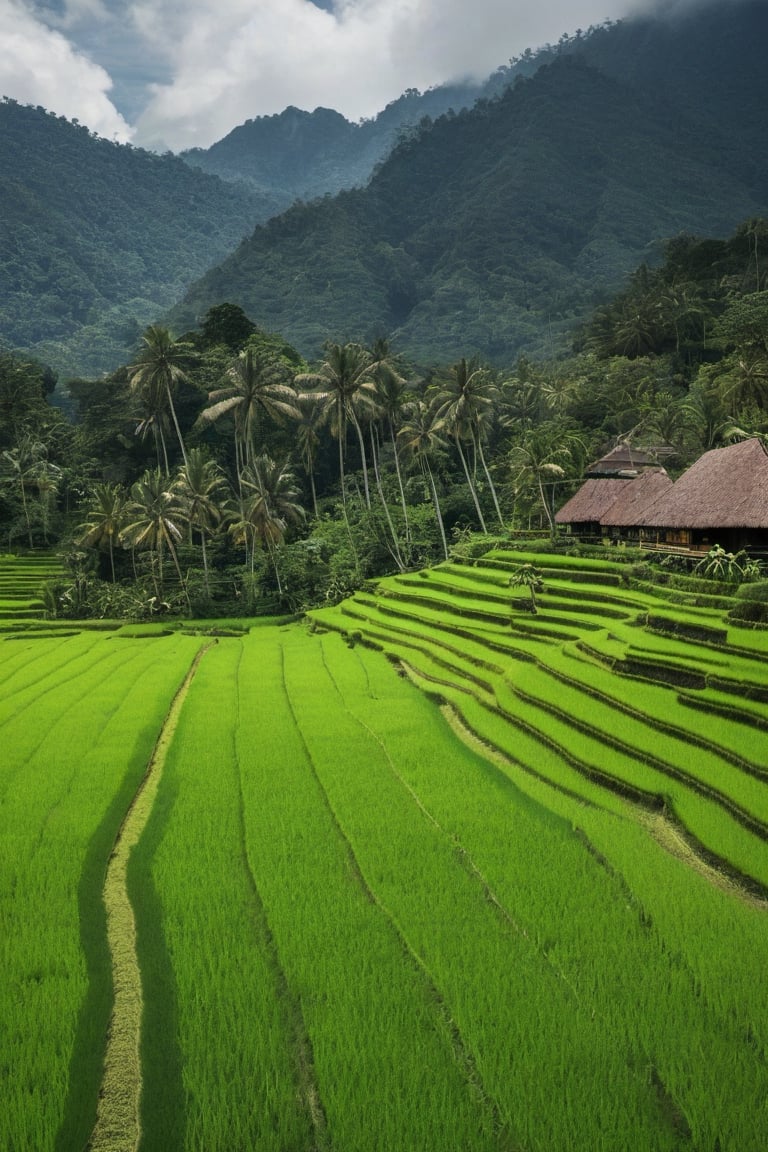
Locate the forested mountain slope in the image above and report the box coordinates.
[171,0,768,365]
[0,99,269,377]
[180,84,488,208]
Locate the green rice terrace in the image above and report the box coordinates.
[2,548,768,1151]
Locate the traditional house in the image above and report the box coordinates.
[584,442,676,478]
[599,470,674,543]
[555,438,678,541]
[554,478,630,538]
[555,469,671,541]
[637,438,768,552]
[557,438,768,551]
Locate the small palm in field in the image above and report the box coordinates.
[509,563,544,614]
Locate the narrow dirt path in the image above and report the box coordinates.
[89,642,213,1152]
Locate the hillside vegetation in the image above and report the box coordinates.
[0,99,268,376]
[172,1,768,365]
[181,83,488,205]
[2,3,768,378]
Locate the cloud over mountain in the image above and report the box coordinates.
[2,0,726,150]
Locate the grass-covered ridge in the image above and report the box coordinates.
[2,550,768,1150]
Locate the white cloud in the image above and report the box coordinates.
[0,0,132,139]
[131,0,649,152]
[3,1,745,152]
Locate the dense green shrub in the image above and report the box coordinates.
[730,580,768,624]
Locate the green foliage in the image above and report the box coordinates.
[730,579,768,624]
[508,562,544,613]
[694,545,762,584]
[0,99,268,377]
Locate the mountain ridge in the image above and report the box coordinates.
[169,2,768,365]
[3,0,768,377]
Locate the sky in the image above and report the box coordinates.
[0,0,733,152]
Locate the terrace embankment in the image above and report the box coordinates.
[88,641,214,1152]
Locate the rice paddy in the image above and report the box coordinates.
[2,550,767,1151]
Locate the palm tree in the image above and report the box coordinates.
[507,424,576,539]
[234,455,305,594]
[33,460,61,545]
[128,325,195,473]
[77,481,127,582]
[680,378,730,450]
[499,358,546,433]
[509,563,544,614]
[292,391,324,519]
[197,346,299,488]
[122,469,189,609]
[432,357,503,530]
[133,377,171,474]
[296,342,377,514]
[370,347,412,545]
[2,434,47,548]
[398,400,450,561]
[173,449,229,596]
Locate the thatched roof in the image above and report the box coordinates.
[586,443,675,477]
[640,438,768,528]
[600,470,673,527]
[555,479,628,525]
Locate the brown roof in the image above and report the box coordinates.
[639,438,768,529]
[600,469,673,527]
[586,443,675,476]
[555,478,628,525]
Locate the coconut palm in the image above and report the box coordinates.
[234,455,305,594]
[2,434,47,548]
[197,346,299,488]
[370,346,413,545]
[122,469,188,608]
[128,325,195,473]
[133,379,171,475]
[432,357,503,530]
[33,460,61,545]
[499,358,546,433]
[291,391,324,519]
[173,449,229,596]
[296,342,377,514]
[398,400,450,561]
[507,424,576,539]
[77,481,127,582]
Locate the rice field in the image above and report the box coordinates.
[2,551,768,1151]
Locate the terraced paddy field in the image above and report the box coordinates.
[2,551,768,1151]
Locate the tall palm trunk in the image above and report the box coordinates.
[266,537,283,595]
[424,460,449,560]
[388,414,411,544]
[351,410,371,508]
[19,473,33,549]
[455,433,487,533]
[538,473,556,539]
[308,466,318,520]
[336,417,360,574]
[476,434,504,527]
[200,531,210,596]
[370,426,404,571]
[166,385,190,472]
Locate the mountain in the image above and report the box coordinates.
[180,85,487,210]
[0,99,270,377]
[178,49,563,211]
[0,72,530,378]
[170,0,768,366]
